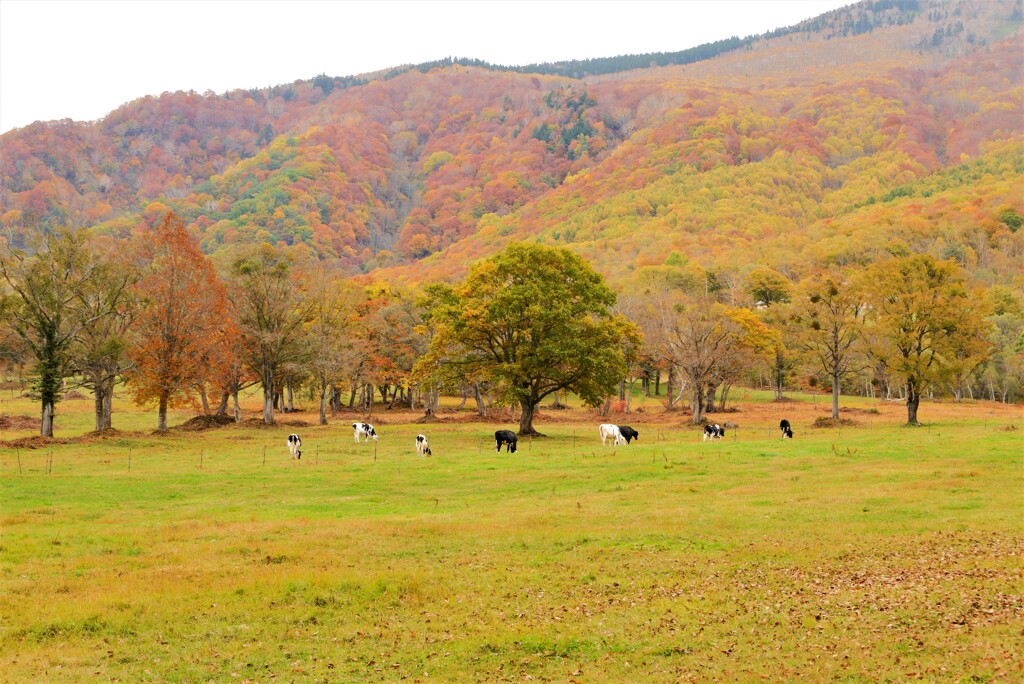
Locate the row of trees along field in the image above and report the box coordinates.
[1,213,1019,437]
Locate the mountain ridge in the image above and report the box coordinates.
[1,0,1020,291]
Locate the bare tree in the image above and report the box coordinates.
[791,272,868,420]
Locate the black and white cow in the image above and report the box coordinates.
[352,422,378,443]
[599,423,626,446]
[416,434,432,456]
[287,433,302,459]
[703,424,725,441]
[780,419,794,439]
[495,429,518,453]
[617,425,639,444]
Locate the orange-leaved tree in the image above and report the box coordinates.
[128,212,235,431]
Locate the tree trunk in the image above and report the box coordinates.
[94,386,107,432]
[286,383,294,412]
[666,366,676,407]
[232,389,241,423]
[831,369,841,420]
[690,384,704,425]
[199,384,210,414]
[158,393,168,432]
[41,400,55,438]
[215,391,230,418]
[674,379,687,408]
[655,369,661,396]
[518,397,543,436]
[704,383,717,414]
[906,378,921,425]
[718,382,731,411]
[262,368,275,425]
[319,382,328,426]
[473,384,487,417]
[774,349,785,400]
[101,388,113,431]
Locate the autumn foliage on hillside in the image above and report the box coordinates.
[0,0,1020,292]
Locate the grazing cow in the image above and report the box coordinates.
[416,434,432,456]
[287,433,302,460]
[352,422,378,443]
[703,424,725,441]
[495,429,518,453]
[780,419,794,439]
[617,425,639,444]
[599,423,626,446]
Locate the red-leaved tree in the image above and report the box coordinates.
[128,212,235,431]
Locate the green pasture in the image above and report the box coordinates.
[1,392,1021,682]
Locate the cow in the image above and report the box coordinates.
[599,423,626,446]
[617,425,639,444]
[780,419,794,439]
[416,434,432,456]
[287,433,302,459]
[703,424,725,441]
[495,429,518,453]
[352,422,378,443]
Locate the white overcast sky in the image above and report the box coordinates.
[0,0,850,134]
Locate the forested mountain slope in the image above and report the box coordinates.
[1,0,1021,287]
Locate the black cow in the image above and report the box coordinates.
[495,429,518,453]
[703,424,725,441]
[780,419,794,439]
[617,425,639,444]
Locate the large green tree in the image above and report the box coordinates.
[417,242,640,435]
[232,245,311,426]
[71,249,138,432]
[861,255,991,425]
[1,228,117,437]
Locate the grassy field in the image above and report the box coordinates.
[1,387,1021,682]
